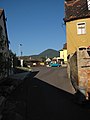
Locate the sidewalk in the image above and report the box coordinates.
[9,72,31,81]
[0,70,38,120]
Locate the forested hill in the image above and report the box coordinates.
[20,49,60,61]
[38,49,59,58]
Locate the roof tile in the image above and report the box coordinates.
[64,0,90,22]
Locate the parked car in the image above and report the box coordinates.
[49,62,61,67]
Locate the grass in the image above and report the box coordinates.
[16,67,32,72]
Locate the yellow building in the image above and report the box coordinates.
[60,43,67,63]
[60,49,64,59]
[64,0,90,56]
[63,49,67,63]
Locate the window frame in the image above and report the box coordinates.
[77,22,86,35]
[87,0,90,10]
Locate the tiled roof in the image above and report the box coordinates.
[64,0,90,22]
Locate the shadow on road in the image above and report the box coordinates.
[3,71,90,120]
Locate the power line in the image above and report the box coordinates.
[61,22,66,36]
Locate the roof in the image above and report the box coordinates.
[63,43,67,49]
[64,0,90,22]
[46,58,51,62]
[0,9,3,17]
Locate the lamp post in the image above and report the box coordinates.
[19,44,23,67]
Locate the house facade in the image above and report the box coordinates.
[60,43,67,63]
[64,0,90,56]
[0,9,11,79]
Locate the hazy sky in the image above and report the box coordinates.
[0,0,66,56]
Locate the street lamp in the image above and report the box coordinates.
[19,43,23,67]
[20,43,22,56]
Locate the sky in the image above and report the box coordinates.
[0,0,66,56]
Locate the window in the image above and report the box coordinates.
[87,0,90,10]
[77,22,86,35]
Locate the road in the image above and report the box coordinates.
[32,67,75,94]
[4,67,90,120]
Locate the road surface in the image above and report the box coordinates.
[32,67,75,94]
[3,67,90,120]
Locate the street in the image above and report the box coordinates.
[3,67,90,120]
[32,67,75,94]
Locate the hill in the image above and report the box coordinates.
[21,49,60,61]
[38,49,59,58]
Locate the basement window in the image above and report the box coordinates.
[77,22,86,35]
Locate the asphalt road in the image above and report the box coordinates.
[4,67,90,120]
[32,67,75,94]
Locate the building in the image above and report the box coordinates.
[64,0,90,56]
[63,43,67,63]
[0,9,11,79]
[60,43,67,63]
[64,0,90,99]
